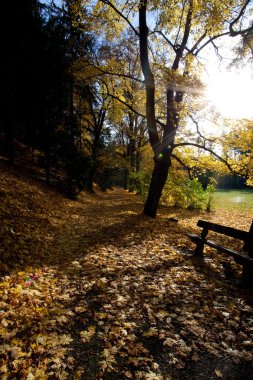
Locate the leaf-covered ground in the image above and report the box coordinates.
[1,162,253,379]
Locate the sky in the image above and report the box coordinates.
[205,67,253,119]
[201,36,253,120]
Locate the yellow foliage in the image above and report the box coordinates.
[221,120,253,185]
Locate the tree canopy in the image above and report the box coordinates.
[0,0,252,213]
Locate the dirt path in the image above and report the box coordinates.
[1,170,253,379]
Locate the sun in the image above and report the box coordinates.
[206,70,253,119]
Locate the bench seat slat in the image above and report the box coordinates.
[197,220,250,241]
[205,239,253,264]
[186,233,253,264]
[186,233,202,244]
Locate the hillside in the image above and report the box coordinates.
[0,162,253,379]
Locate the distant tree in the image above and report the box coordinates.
[82,85,110,192]
[221,120,253,186]
[0,0,94,194]
[36,7,71,183]
[47,0,93,190]
[92,30,148,190]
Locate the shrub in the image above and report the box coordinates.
[128,168,215,211]
[161,176,215,210]
[128,170,151,195]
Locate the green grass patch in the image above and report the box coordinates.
[213,189,253,211]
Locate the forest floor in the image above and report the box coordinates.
[1,161,253,380]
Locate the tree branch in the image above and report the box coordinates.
[195,2,253,56]
[172,0,193,70]
[189,31,207,54]
[230,0,252,36]
[171,153,193,179]
[174,0,188,47]
[174,142,234,172]
[100,0,139,36]
[106,91,145,117]
[151,30,177,52]
[194,31,230,56]
[189,115,216,144]
[81,64,144,84]
[211,39,223,61]
[105,90,166,129]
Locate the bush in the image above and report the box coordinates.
[205,182,216,212]
[128,167,215,211]
[161,177,215,210]
[128,171,151,195]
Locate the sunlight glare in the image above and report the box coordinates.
[206,71,253,119]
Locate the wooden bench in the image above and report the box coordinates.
[186,219,253,285]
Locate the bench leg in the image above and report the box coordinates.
[194,229,208,256]
[194,241,204,256]
[242,264,253,287]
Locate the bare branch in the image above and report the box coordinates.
[189,115,216,144]
[194,32,230,56]
[210,39,223,61]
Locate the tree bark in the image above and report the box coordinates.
[143,156,171,218]
[139,0,172,217]
[139,0,160,153]
[123,168,129,190]
[139,0,192,217]
[86,107,106,192]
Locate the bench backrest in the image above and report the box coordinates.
[197,220,252,242]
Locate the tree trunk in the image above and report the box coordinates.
[123,168,129,190]
[139,0,164,217]
[144,156,171,218]
[139,0,189,217]
[86,127,100,192]
[86,168,95,193]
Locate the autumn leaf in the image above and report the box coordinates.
[143,327,158,337]
[59,334,73,345]
[215,369,223,378]
[79,326,96,343]
[144,371,163,380]
[1,163,253,379]
[163,338,177,347]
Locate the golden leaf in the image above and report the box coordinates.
[80,326,96,343]
[215,369,223,378]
